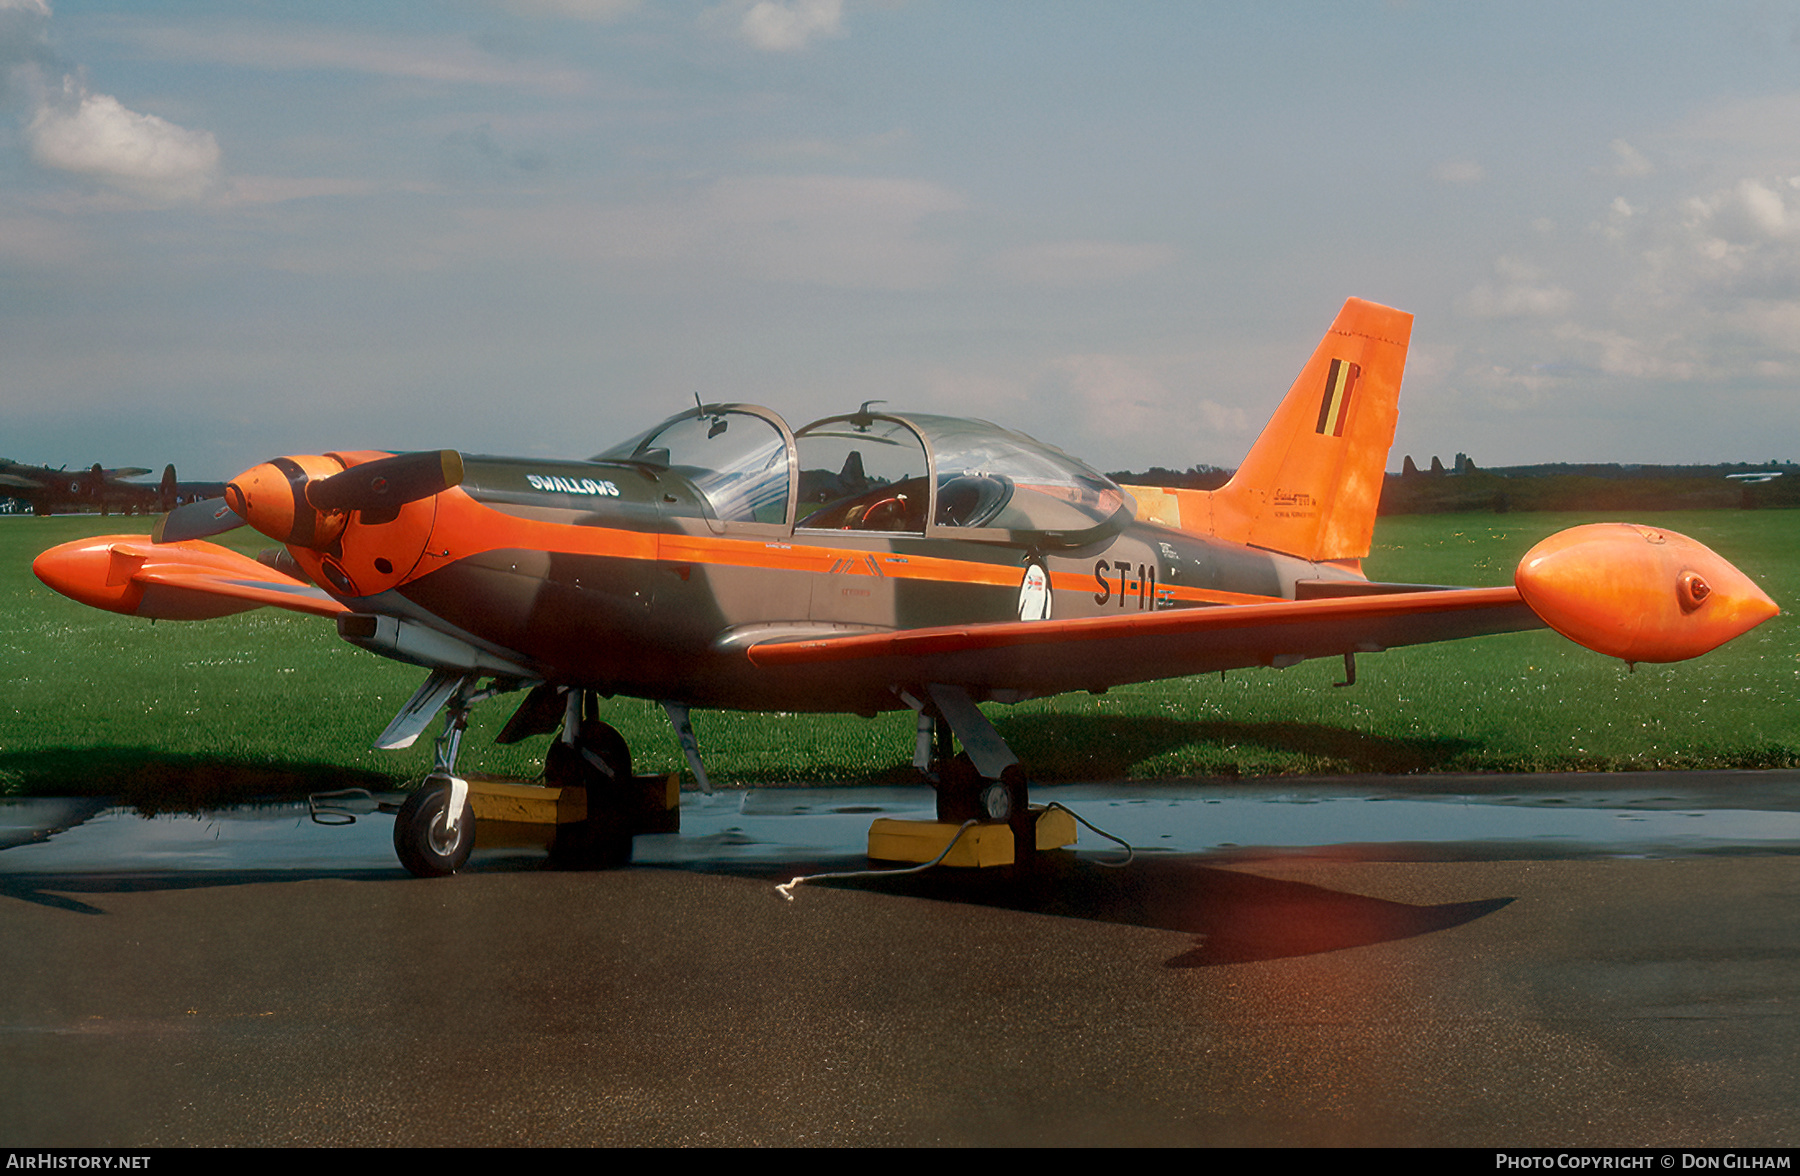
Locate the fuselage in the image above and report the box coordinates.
[297,406,1363,713]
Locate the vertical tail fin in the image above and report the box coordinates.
[1122,297,1410,563]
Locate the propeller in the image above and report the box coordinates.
[152,449,464,547]
[307,450,463,516]
[152,496,244,544]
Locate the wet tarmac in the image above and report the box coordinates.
[2,773,1798,1146]
[9,772,1800,876]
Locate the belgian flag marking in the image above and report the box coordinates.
[1315,358,1359,437]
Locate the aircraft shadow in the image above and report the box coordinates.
[1,839,1512,964]
[0,748,398,813]
[0,867,405,915]
[711,853,1514,967]
[995,713,1482,778]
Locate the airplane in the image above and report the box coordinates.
[31,298,1780,877]
[0,460,221,517]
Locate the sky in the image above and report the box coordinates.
[6,1,1800,480]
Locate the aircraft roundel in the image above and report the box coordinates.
[1018,560,1051,621]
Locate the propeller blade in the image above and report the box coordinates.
[153,496,244,544]
[306,450,463,514]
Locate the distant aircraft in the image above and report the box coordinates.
[0,461,180,516]
[33,299,1779,877]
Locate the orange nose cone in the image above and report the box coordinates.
[1516,523,1778,663]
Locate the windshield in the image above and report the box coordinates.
[595,407,791,525]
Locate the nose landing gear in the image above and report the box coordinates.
[392,775,475,877]
[385,676,677,878]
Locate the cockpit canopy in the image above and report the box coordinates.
[593,403,1133,546]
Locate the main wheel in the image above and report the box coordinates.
[393,779,475,877]
[545,720,636,870]
[933,752,985,824]
[544,719,631,785]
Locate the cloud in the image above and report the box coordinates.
[1550,322,1698,381]
[114,22,588,95]
[685,174,961,288]
[0,0,54,96]
[1433,109,1800,453]
[219,175,382,206]
[1606,138,1654,178]
[27,77,220,202]
[1663,92,1800,182]
[727,0,844,52]
[737,127,911,163]
[1684,176,1800,243]
[442,124,552,178]
[1460,256,1573,319]
[0,211,91,267]
[991,240,1176,287]
[1041,354,1173,445]
[501,0,638,20]
[0,0,51,59]
[441,174,965,290]
[1431,160,1485,185]
[2,3,221,202]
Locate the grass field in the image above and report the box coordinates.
[2,509,1795,803]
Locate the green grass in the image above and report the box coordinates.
[2,509,1795,801]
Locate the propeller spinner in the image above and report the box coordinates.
[152,450,464,549]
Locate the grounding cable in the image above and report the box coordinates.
[1042,802,1134,868]
[776,820,982,900]
[775,803,1137,901]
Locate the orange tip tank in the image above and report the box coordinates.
[1515,523,1778,664]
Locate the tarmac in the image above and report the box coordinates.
[2,773,1798,1147]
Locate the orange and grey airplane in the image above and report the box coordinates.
[33,299,1778,875]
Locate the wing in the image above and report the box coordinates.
[745,587,1541,696]
[33,535,347,621]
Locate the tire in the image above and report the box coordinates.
[545,720,636,870]
[933,752,985,824]
[393,780,475,877]
[545,720,631,785]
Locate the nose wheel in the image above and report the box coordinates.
[393,775,475,877]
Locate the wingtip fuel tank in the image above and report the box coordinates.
[1514,523,1778,664]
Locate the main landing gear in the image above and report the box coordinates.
[899,683,1066,870]
[543,690,668,869]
